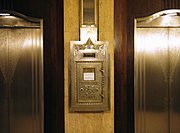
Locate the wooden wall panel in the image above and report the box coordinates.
[114,0,127,133]
[0,0,13,9]
[126,1,161,133]
[162,0,180,9]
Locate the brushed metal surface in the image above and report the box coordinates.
[0,11,43,133]
[135,10,180,133]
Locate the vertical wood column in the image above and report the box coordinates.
[50,0,64,132]
[0,0,14,9]
[161,0,180,9]
[114,0,127,132]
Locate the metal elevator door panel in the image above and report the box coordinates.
[134,10,180,133]
[0,11,43,133]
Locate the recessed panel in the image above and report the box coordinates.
[77,62,102,103]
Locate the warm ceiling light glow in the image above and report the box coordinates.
[0,13,10,16]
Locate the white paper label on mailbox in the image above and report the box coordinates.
[84,73,94,80]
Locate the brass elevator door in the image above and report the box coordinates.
[0,11,43,133]
[134,10,180,133]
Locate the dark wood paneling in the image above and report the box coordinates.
[126,0,161,133]
[50,0,64,132]
[114,0,127,133]
[0,0,64,133]
[0,0,13,9]
[162,0,180,9]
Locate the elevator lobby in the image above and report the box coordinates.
[0,0,180,133]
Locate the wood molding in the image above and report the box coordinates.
[114,0,127,132]
[50,0,64,132]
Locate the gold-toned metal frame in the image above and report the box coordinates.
[69,39,110,112]
[135,9,180,28]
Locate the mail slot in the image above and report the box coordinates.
[69,38,110,112]
[83,53,96,58]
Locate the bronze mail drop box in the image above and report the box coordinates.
[69,38,110,112]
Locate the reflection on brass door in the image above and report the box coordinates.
[0,11,43,133]
[134,10,180,133]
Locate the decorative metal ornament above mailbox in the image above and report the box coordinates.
[69,38,110,112]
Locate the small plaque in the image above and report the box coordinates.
[84,72,94,80]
